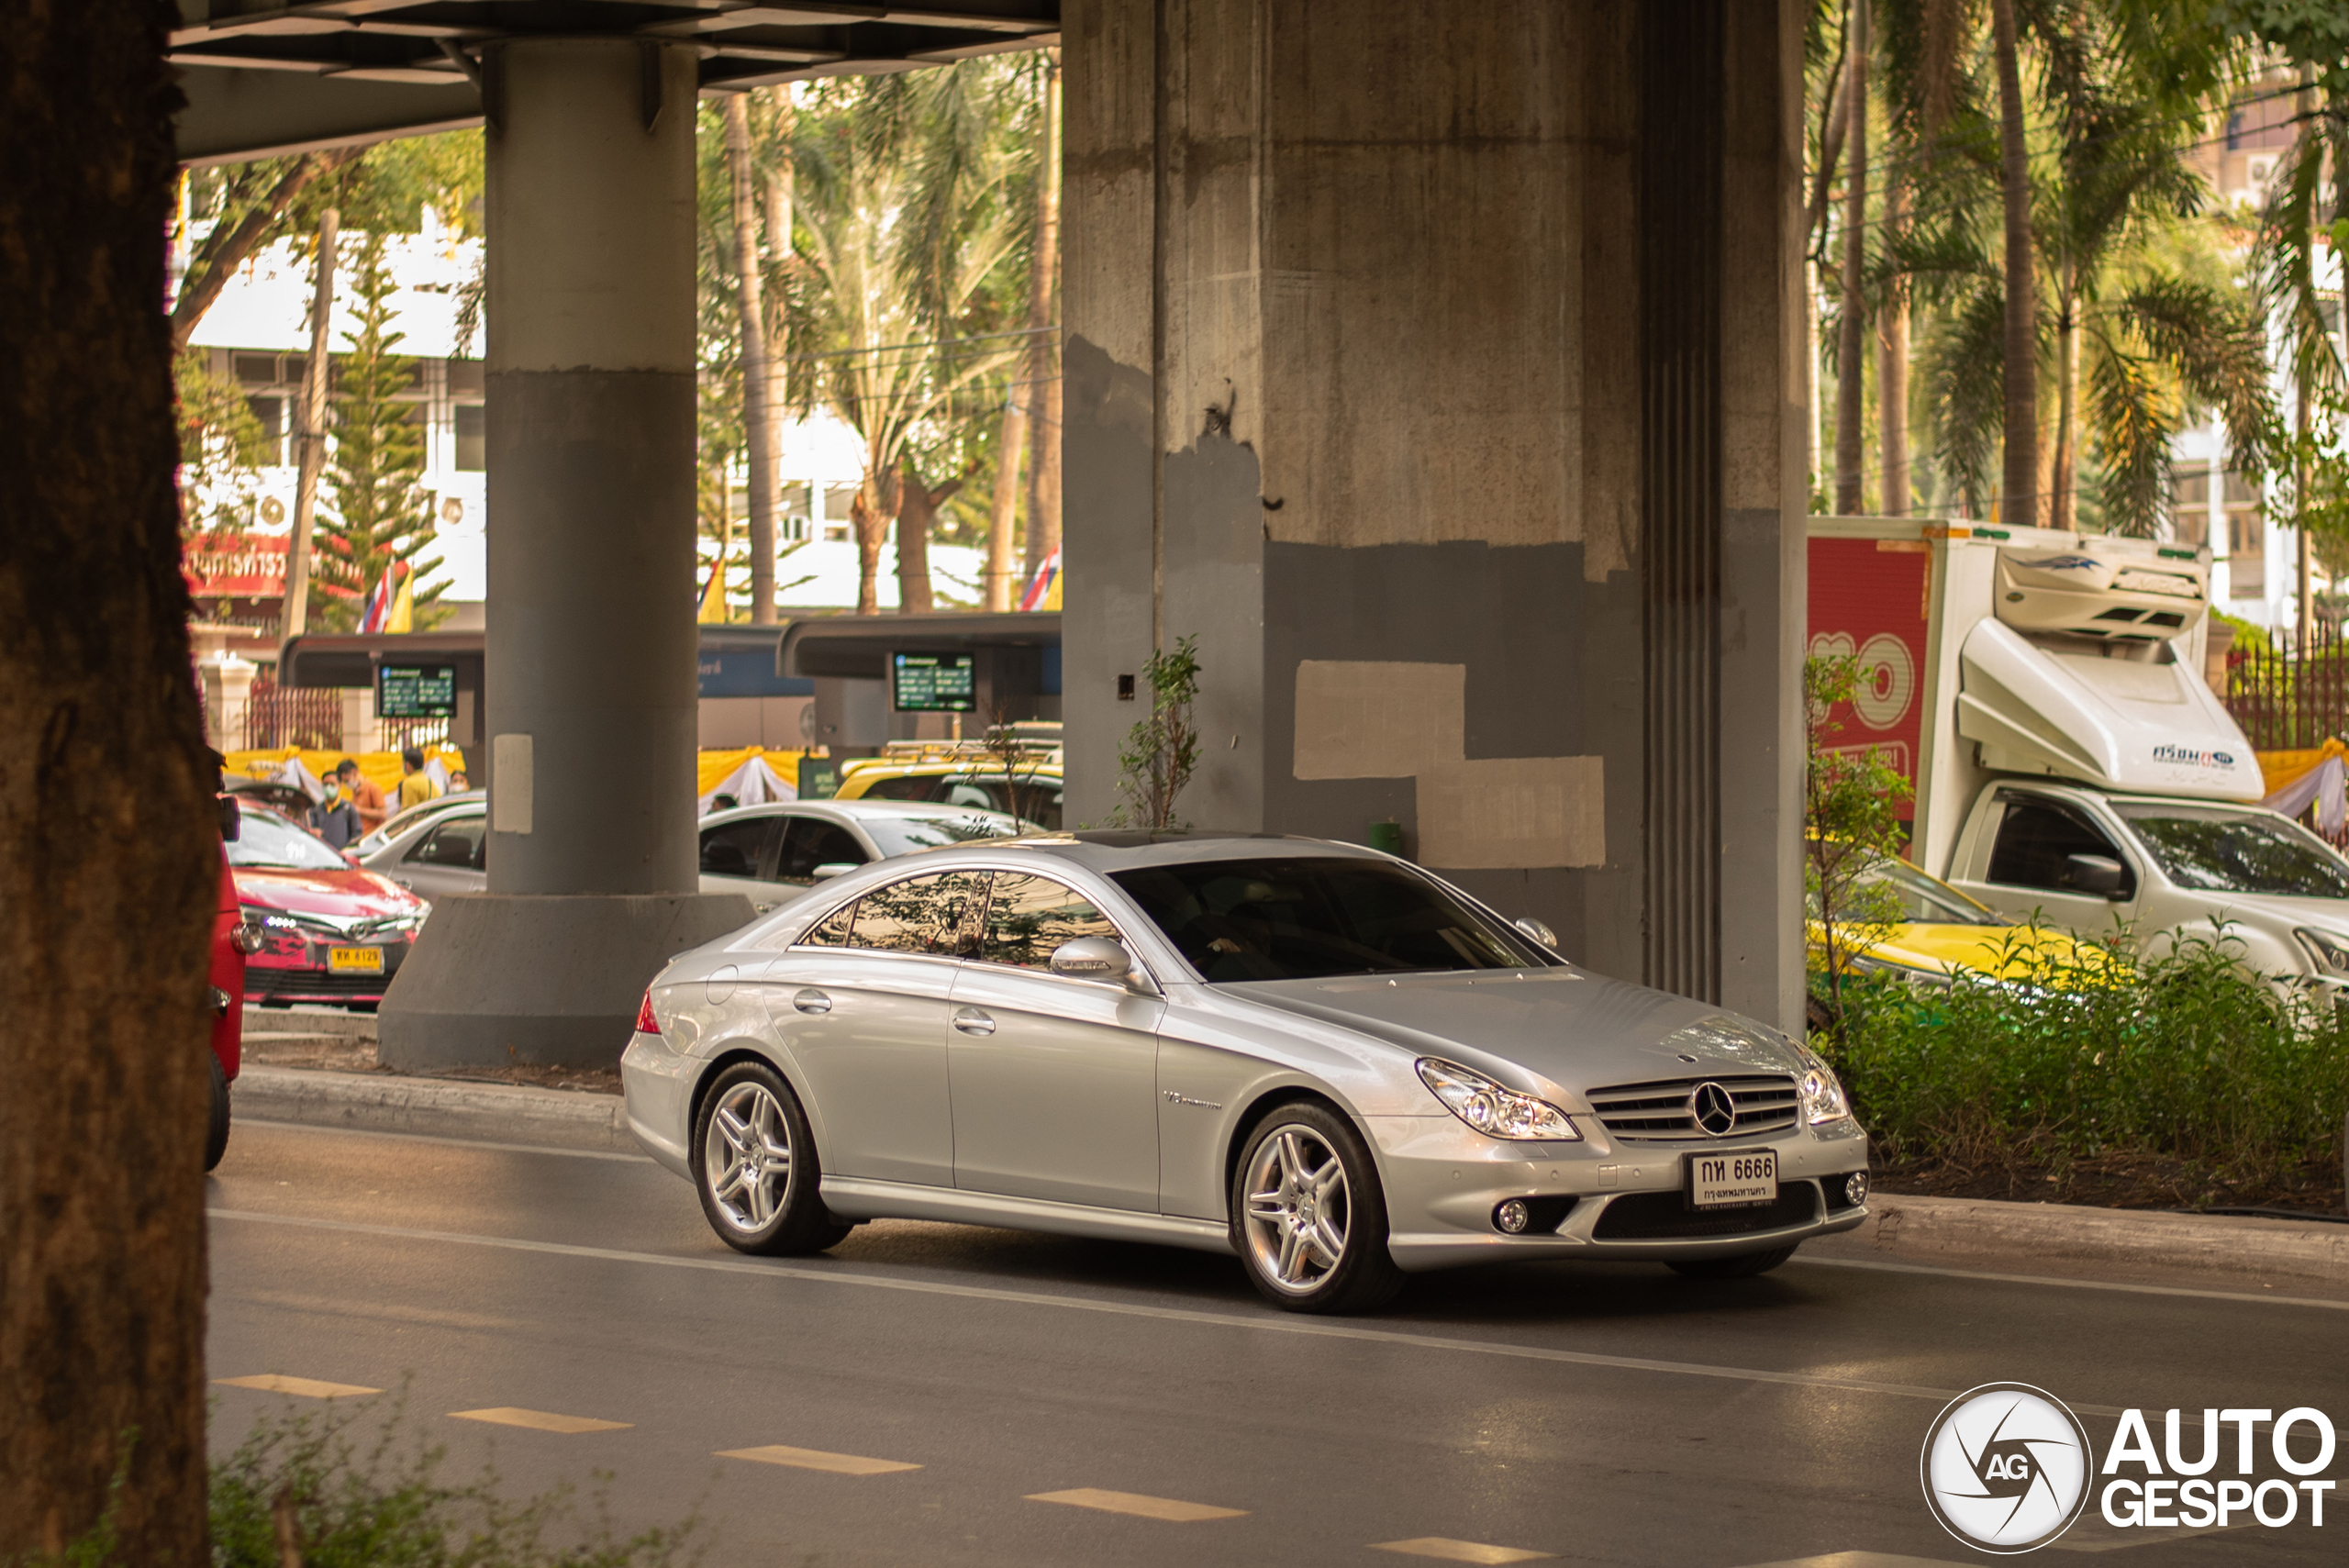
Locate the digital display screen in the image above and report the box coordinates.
[890,651,976,713]
[377,662,457,719]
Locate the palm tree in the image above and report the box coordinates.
[785,64,1030,614]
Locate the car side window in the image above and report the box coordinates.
[406,817,486,870]
[980,872,1120,969]
[699,817,778,879]
[851,872,986,956]
[1986,798,2135,896]
[939,779,999,811]
[775,817,868,883]
[800,897,858,947]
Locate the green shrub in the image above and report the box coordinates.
[1817,926,2349,1180]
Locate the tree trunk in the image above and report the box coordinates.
[169,148,358,354]
[763,109,793,411]
[727,95,779,625]
[1878,176,1910,518]
[985,388,1027,611]
[1023,52,1063,584]
[284,207,338,638]
[0,6,216,1563]
[852,461,896,616]
[895,457,966,616]
[1988,0,2040,526]
[1834,0,1869,516]
[2051,268,2077,533]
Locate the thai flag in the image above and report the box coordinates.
[1017,547,1061,613]
[359,562,404,633]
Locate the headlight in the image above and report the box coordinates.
[1416,1058,1582,1141]
[2294,928,2349,978]
[1795,1044,1852,1126]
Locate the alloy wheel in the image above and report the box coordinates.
[1241,1124,1353,1294]
[703,1080,792,1232]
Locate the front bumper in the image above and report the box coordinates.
[1366,1113,1870,1272]
[243,937,409,1005]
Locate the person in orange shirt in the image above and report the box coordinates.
[335,757,388,836]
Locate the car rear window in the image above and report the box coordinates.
[1109,858,1550,981]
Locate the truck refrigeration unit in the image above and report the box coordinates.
[1809,517,2349,987]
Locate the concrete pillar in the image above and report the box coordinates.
[200,653,256,754]
[381,38,752,1067]
[339,687,381,757]
[1063,0,1805,1030]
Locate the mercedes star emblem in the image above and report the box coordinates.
[1688,1081,1737,1138]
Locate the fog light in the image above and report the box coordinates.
[1845,1171,1869,1206]
[1494,1199,1531,1234]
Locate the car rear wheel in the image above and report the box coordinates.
[693,1062,852,1256]
[1668,1243,1798,1279]
[204,1051,231,1173]
[1231,1103,1402,1314]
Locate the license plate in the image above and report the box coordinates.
[328,946,384,974]
[1687,1148,1777,1209]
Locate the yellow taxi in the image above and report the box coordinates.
[1809,848,2111,989]
[831,734,1063,828]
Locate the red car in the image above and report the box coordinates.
[228,801,429,1012]
[208,838,256,1171]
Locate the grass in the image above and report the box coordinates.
[1816,924,2349,1192]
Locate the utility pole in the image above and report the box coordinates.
[284,206,337,639]
[1833,0,1869,516]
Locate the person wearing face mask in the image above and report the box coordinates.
[308,775,362,851]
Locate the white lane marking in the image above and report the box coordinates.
[215,1373,382,1399]
[718,1444,921,1476]
[1373,1538,1556,1563]
[206,1208,1969,1404]
[1732,1555,1974,1568]
[234,1118,652,1163]
[1796,1253,2349,1312]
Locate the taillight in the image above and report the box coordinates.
[634,989,660,1035]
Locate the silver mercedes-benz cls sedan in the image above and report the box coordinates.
[622,832,1871,1313]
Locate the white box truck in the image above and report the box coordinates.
[1809,517,2349,986]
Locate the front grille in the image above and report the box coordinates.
[1592,1182,1821,1240]
[246,947,404,999]
[1586,1073,1798,1142]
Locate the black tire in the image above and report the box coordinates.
[1669,1243,1798,1280]
[1230,1101,1404,1314]
[205,1051,232,1173]
[692,1062,852,1256]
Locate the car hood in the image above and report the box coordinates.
[2154,888,2349,936]
[1223,966,1805,1103]
[233,866,424,924]
[1813,920,2110,980]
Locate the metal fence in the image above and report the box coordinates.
[382,715,452,754]
[2221,626,2349,847]
[242,675,341,751]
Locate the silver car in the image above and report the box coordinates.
[362,798,1027,907]
[622,833,1871,1314]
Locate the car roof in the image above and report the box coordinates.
[706,798,1022,825]
[905,830,1388,873]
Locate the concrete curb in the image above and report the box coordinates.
[240,1006,378,1043]
[1842,1193,2349,1287]
[232,1066,639,1156]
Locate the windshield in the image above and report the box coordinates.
[1110,857,1551,981]
[2115,804,2349,898]
[227,808,350,871]
[864,813,1021,856]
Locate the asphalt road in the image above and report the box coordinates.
[206,1118,2349,1568]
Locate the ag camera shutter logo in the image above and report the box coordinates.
[1920,1384,2092,1552]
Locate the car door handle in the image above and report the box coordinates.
[792,987,832,1015]
[951,1006,996,1037]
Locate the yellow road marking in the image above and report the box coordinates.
[1025,1488,1246,1522]
[717,1444,922,1476]
[213,1374,382,1399]
[1374,1540,1556,1565]
[448,1407,630,1434]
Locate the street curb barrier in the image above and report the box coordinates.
[1845,1194,2349,1287]
[232,1066,639,1156]
[240,1006,379,1043]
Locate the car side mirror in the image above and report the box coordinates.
[2064,852,2127,899]
[1050,937,1132,982]
[1513,917,1558,950]
[810,862,856,881]
[217,795,240,841]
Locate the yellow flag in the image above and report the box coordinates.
[385,566,415,633]
[697,554,728,623]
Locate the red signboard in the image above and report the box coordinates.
[184,531,286,599]
[1807,536,1930,820]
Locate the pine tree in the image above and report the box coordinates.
[316,231,446,628]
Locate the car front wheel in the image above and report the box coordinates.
[1231,1103,1402,1314]
[692,1062,852,1256]
[204,1051,231,1173]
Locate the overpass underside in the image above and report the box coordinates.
[174,1,1805,1062]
